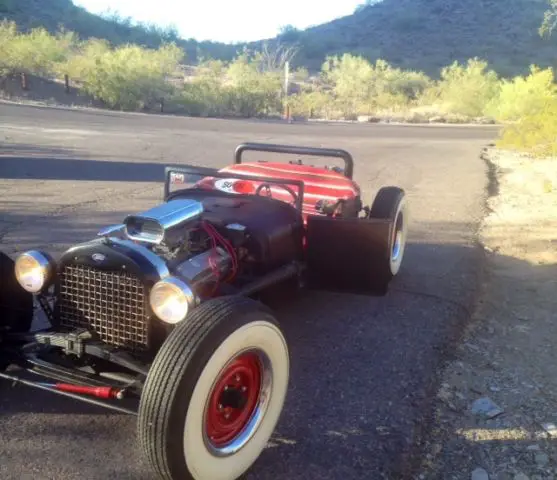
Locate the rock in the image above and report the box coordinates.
[513,473,529,480]
[527,444,541,451]
[471,397,505,419]
[475,116,497,125]
[542,422,557,437]
[535,452,549,466]
[429,115,447,123]
[357,115,380,123]
[472,467,490,480]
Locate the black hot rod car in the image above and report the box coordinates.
[0,142,408,480]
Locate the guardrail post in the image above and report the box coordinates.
[64,74,70,94]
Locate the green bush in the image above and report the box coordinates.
[176,60,230,116]
[486,66,557,122]
[225,52,283,116]
[319,55,432,117]
[321,54,377,116]
[288,89,334,118]
[497,98,557,157]
[420,58,501,118]
[63,40,184,110]
[0,20,77,77]
[176,55,283,118]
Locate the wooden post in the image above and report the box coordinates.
[64,74,70,94]
[283,61,290,122]
[21,73,28,91]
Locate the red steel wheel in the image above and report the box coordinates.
[205,352,263,448]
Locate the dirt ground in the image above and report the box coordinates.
[419,148,557,480]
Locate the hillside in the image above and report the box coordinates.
[2,0,557,78]
[268,0,557,78]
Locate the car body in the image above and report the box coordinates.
[0,142,408,480]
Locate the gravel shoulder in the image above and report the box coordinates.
[419,148,557,480]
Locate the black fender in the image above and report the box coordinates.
[0,251,34,334]
[305,215,394,295]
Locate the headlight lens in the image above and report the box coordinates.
[15,250,55,293]
[149,277,195,324]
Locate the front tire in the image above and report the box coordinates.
[137,295,289,480]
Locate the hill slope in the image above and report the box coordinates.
[262,0,557,78]
[2,0,556,78]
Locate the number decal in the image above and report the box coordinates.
[215,179,238,193]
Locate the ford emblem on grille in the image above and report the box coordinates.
[92,253,106,262]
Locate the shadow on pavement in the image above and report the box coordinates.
[0,143,185,183]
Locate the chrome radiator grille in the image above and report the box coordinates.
[58,264,149,352]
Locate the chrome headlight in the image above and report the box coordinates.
[15,250,55,293]
[149,276,195,324]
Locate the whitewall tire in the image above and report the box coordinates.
[138,295,289,480]
[368,186,409,286]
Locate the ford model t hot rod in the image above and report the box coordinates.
[0,142,408,480]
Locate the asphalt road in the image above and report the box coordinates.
[0,103,499,480]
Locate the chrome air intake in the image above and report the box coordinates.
[124,199,204,246]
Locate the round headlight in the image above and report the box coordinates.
[149,277,195,324]
[15,250,55,293]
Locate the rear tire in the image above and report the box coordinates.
[137,295,289,480]
[368,186,408,287]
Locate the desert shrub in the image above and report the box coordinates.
[178,82,231,117]
[420,58,501,117]
[497,98,557,157]
[320,55,432,117]
[0,20,77,77]
[0,20,16,76]
[177,53,283,117]
[177,60,231,116]
[63,40,184,110]
[383,67,432,101]
[322,54,377,116]
[486,66,557,122]
[225,52,283,116]
[288,89,335,118]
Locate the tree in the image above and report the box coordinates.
[354,0,383,13]
[256,42,299,73]
[540,0,557,37]
[278,25,301,43]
